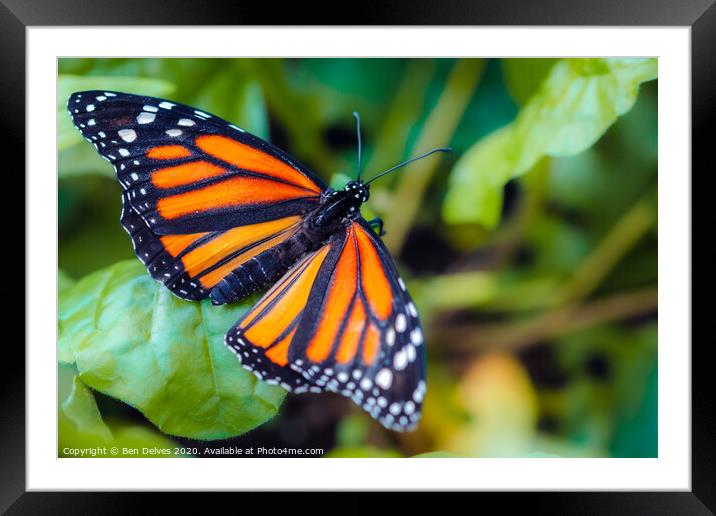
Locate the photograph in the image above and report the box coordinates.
[57,57,659,460]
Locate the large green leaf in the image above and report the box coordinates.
[58,260,286,440]
[59,365,184,457]
[60,366,113,443]
[443,58,657,228]
[58,269,76,298]
[59,75,175,152]
[58,271,77,363]
[58,142,117,179]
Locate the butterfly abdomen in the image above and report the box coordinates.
[210,230,316,304]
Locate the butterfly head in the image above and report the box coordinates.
[344,180,370,206]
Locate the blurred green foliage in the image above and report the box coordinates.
[58,58,657,458]
[444,58,657,228]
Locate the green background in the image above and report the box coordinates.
[58,58,657,458]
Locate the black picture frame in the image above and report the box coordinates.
[5,0,707,511]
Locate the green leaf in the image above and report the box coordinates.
[58,271,77,363]
[502,58,558,105]
[237,80,270,140]
[58,260,286,440]
[59,365,184,457]
[190,64,269,140]
[58,269,76,298]
[59,75,175,151]
[443,58,657,228]
[611,358,657,457]
[60,368,113,442]
[59,142,117,179]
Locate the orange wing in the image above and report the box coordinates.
[225,244,334,390]
[69,91,329,302]
[68,90,327,235]
[121,192,302,300]
[226,220,426,431]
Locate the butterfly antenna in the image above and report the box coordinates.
[353,111,362,181]
[365,147,452,185]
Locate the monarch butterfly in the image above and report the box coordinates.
[67,91,449,432]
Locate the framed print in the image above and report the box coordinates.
[4,0,710,511]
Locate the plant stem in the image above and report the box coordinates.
[365,59,436,177]
[382,59,485,253]
[558,195,655,303]
[435,286,657,352]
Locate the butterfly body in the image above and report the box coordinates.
[68,90,432,432]
[211,182,370,305]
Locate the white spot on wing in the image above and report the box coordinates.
[396,314,407,333]
[393,349,408,371]
[408,302,418,317]
[406,344,416,362]
[386,328,395,346]
[375,368,393,390]
[118,129,136,142]
[137,112,156,124]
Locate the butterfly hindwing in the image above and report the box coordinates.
[225,246,335,391]
[121,191,303,300]
[292,219,426,431]
[227,219,425,431]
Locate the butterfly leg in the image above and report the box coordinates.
[366,217,386,237]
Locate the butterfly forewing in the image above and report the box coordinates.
[69,91,325,302]
[68,90,325,234]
